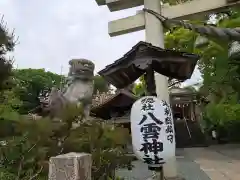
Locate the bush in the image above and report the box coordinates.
[204,103,240,142]
[206,103,240,125]
[0,104,132,180]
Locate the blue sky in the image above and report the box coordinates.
[0,0,202,86]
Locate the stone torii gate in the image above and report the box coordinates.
[94,0,240,179]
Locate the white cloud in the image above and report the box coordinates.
[0,0,201,85]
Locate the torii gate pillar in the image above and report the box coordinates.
[144,0,170,103]
[144,1,177,178]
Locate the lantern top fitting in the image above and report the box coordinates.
[98,41,199,89]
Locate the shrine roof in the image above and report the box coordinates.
[98,41,199,89]
[169,87,196,96]
[90,89,137,119]
[90,87,199,119]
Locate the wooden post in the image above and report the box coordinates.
[48,152,92,180]
[144,66,157,96]
[144,64,164,180]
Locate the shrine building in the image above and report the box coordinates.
[90,87,207,148]
[91,41,206,148]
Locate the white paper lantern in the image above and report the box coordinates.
[130,96,176,167]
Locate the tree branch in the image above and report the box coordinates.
[28,166,43,180]
[16,156,24,180]
[16,142,38,180]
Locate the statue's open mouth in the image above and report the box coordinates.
[76,69,91,74]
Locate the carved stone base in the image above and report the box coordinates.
[48,152,92,180]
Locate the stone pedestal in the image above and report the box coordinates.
[48,152,92,180]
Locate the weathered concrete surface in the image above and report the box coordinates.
[185,144,240,180]
[116,160,153,180]
[116,149,210,180]
[176,149,210,180]
[48,152,92,180]
[115,145,240,180]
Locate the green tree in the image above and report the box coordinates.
[132,76,145,97]
[165,9,240,103]
[12,69,64,114]
[0,18,15,91]
[11,69,111,114]
[93,75,110,94]
[165,8,240,140]
[0,17,20,121]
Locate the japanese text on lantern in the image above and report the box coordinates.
[139,97,164,165]
[162,100,174,144]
